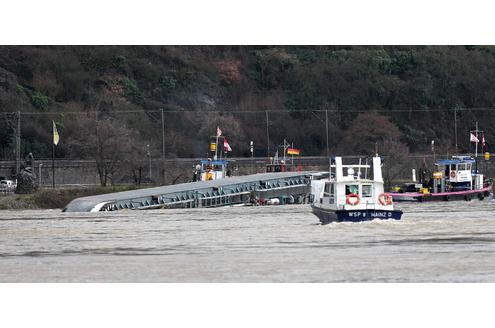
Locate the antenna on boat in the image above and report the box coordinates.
[364,157,368,180]
[358,158,362,179]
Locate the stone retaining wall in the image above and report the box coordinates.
[1,155,494,187]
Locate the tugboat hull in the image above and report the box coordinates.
[311,205,403,225]
[390,185,492,202]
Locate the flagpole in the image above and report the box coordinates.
[475,121,478,158]
[215,135,218,160]
[52,142,55,188]
[215,127,219,160]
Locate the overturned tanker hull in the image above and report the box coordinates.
[63,172,313,212]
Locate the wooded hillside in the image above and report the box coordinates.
[1,46,494,163]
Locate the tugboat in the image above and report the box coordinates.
[192,127,234,182]
[311,156,403,224]
[265,139,302,173]
[389,155,492,202]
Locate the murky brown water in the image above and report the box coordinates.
[1,200,494,282]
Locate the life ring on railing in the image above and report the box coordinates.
[450,171,456,178]
[378,193,393,206]
[346,193,360,206]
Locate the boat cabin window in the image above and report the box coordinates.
[362,185,372,197]
[266,164,285,173]
[345,184,359,195]
[324,183,334,196]
[457,163,467,171]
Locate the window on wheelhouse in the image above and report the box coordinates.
[324,182,335,203]
[324,183,334,196]
[345,184,359,195]
[362,184,372,198]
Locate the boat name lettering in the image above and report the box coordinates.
[348,212,362,217]
[348,211,392,218]
[348,212,368,218]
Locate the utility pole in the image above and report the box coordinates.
[147,144,151,182]
[16,111,20,175]
[265,111,270,158]
[454,108,458,153]
[325,110,329,157]
[39,163,43,187]
[250,141,254,174]
[161,108,166,184]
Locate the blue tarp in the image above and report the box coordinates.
[436,158,475,165]
[199,159,230,165]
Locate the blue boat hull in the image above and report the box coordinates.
[312,205,403,225]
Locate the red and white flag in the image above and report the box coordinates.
[223,138,232,152]
[216,126,222,137]
[470,133,479,143]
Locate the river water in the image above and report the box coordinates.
[0,200,494,282]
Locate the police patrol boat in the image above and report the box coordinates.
[389,155,492,202]
[311,156,403,224]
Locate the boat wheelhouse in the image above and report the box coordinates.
[390,155,492,202]
[193,159,232,182]
[311,156,403,224]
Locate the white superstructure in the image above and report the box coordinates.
[312,156,397,216]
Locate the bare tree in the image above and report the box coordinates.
[65,114,146,186]
[337,111,411,187]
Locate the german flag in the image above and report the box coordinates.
[287,148,300,156]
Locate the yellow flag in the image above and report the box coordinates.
[53,121,59,146]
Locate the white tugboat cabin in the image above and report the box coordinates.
[311,156,403,224]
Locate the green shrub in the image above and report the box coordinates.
[30,92,50,110]
[159,74,177,90]
[112,55,127,71]
[123,77,144,105]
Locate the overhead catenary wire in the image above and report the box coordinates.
[1,106,495,116]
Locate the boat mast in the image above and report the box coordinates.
[358,157,362,180]
[291,141,294,166]
[470,121,481,158]
[364,157,368,180]
[283,139,288,163]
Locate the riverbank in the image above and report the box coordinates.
[0,185,143,210]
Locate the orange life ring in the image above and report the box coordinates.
[378,193,393,206]
[450,171,456,178]
[346,193,360,206]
